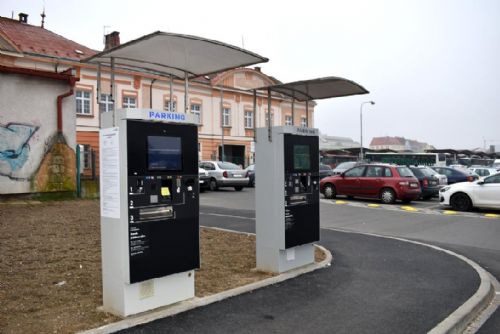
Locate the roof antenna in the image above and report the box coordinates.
[41,6,46,28]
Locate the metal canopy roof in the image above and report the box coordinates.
[255,76,369,101]
[82,31,268,79]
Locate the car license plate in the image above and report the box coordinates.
[233,174,242,178]
[200,180,205,184]
[410,183,418,188]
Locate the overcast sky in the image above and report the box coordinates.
[2,0,499,150]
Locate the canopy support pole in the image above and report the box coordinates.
[111,57,116,126]
[305,85,309,127]
[169,75,173,111]
[97,63,102,128]
[184,72,189,113]
[253,89,257,143]
[291,92,295,126]
[267,88,272,142]
[220,86,225,162]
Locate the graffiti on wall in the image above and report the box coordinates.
[0,122,39,180]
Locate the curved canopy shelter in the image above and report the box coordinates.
[83,31,268,79]
[82,31,268,123]
[250,76,369,141]
[258,76,369,102]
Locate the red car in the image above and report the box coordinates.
[319,164,421,204]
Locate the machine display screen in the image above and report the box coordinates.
[293,144,311,171]
[147,136,182,171]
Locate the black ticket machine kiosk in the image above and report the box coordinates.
[255,126,320,273]
[100,109,199,316]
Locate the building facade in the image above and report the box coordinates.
[0,13,315,191]
[0,14,84,194]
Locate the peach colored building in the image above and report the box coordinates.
[1,14,315,179]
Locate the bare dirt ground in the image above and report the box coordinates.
[0,199,326,333]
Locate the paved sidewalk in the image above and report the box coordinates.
[118,208,480,334]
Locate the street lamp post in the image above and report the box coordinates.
[360,101,375,161]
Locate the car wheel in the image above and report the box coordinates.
[450,192,472,211]
[380,188,396,204]
[323,184,336,199]
[234,186,243,191]
[209,178,218,191]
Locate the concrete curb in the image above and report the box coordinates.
[324,227,497,334]
[79,230,332,334]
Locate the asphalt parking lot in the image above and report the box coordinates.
[198,186,500,333]
[200,186,500,220]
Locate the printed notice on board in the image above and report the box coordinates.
[100,127,121,218]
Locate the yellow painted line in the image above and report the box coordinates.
[484,213,500,218]
[401,206,418,212]
[443,210,458,215]
[335,200,348,204]
[367,204,380,208]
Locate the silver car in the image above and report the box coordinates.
[199,161,249,191]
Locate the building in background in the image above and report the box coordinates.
[369,136,434,152]
[319,133,359,151]
[0,12,315,194]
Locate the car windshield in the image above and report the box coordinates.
[397,167,414,177]
[217,162,241,170]
[335,162,355,170]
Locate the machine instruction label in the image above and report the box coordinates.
[100,127,121,218]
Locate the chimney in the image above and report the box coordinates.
[254,66,261,72]
[18,13,28,23]
[104,31,120,50]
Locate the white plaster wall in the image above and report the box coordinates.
[0,73,76,194]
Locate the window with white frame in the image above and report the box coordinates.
[265,113,274,127]
[123,96,137,108]
[222,107,231,127]
[99,94,114,113]
[191,103,201,123]
[301,117,307,127]
[244,111,253,129]
[76,90,91,115]
[164,100,177,112]
[285,115,293,126]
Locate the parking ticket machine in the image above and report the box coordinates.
[255,126,320,273]
[100,109,199,316]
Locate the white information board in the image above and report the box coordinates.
[100,127,121,218]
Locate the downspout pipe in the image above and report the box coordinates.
[57,69,78,134]
[57,87,74,134]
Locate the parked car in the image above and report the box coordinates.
[245,164,255,187]
[431,166,479,184]
[319,164,333,179]
[198,167,210,192]
[199,161,249,191]
[319,164,421,204]
[493,159,500,171]
[409,166,444,200]
[469,166,499,178]
[332,161,358,175]
[425,167,448,186]
[439,172,500,211]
